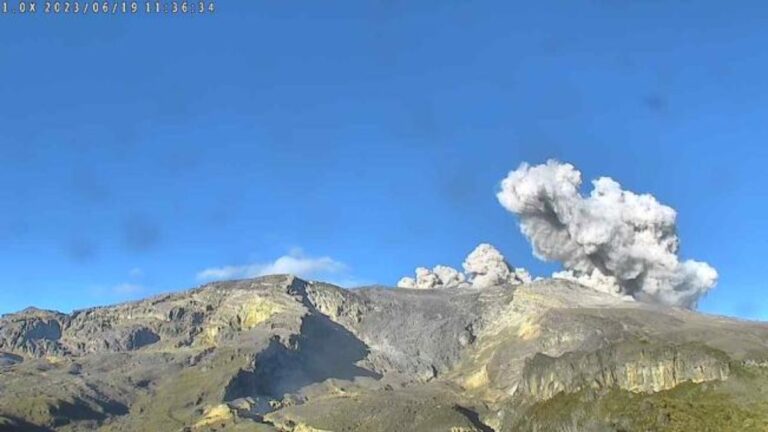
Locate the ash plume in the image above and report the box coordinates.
[397,244,531,290]
[496,160,717,308]
[462,243,532,289]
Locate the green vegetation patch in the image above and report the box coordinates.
[514,371,768,432]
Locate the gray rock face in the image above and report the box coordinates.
[307,282,488,380]
[519,341,731,400]
[0,275,766,432]
[0,308,68,357]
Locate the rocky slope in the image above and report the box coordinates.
[1,275,767,431]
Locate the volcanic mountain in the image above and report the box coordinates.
[1,275,767,431]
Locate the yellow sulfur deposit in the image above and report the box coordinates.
[238,298,283,329]
[192,404,236,429]
[293,423,333,432]
[462,366,489,390]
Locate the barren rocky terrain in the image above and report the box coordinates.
[1,275,767,431]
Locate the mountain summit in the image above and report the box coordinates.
[0,275,766,431]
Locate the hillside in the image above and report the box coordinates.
[1,275,767,431]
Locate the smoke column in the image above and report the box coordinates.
[496,160,717,308]
[397,244,530,290]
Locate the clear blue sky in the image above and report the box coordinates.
[1,1,766,319]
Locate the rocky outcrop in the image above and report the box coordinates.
[307,282,486,381]
[0,308,67,357]
[519,341,731,400]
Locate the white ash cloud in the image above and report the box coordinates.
[497,160,717,308]
[396,267,451,290]
[462,243,531,288]
[433,265,467,288]
[397,243,530,290]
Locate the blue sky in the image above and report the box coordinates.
[0,1,767,320]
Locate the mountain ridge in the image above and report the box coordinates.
[1,275,767,431]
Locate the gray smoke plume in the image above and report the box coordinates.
[397,244,531,290]
[462,243,532,289]
[496,160,717,308]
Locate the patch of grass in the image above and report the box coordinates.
[102,347,258,431]
[515,375,768,432]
